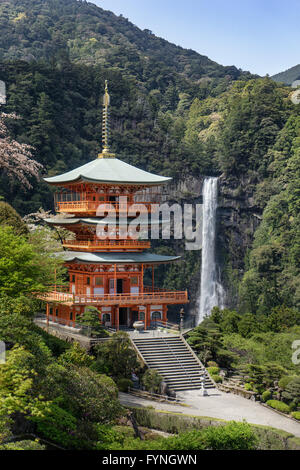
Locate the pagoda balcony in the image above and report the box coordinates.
[40,289,188,307]
[62,238,151,252]
[55,201,155,215]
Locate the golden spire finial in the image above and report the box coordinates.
[98,80,115,158]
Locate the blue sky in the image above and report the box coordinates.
[92,0,299,76]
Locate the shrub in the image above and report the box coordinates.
[117,378,133,393]
[266,400,290,414]
[282,377,300,405]
[291,412,300,421]
[261,390,272,402]
[244,383,252,391]
[207,361,218,368]
[211,374,222,383]
[59,341,94,367]
[278,376,295,390]
[207,366,219,375]
[162,422,258,450]
[141,369,163,394]
[32,403,78,448]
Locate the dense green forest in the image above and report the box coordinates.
[272,64,300,85]
[0,0,245,80]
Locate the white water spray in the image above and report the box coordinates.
[198,177,225,324]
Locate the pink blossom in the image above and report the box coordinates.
[0,112,43,189]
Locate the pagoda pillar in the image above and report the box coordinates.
[116,306,119,331]
[152,265,154,291]
[46,303,49,327]
[145,304,150,330]
[163,305,168,325]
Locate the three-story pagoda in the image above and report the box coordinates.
[43,82,188,330]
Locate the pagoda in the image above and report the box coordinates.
[42,82,188,330]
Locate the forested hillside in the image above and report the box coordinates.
[0,0,245,81]
[272,64,300,85]
[0,0,299,316]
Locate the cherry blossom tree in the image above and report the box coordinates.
[0,112,43,189]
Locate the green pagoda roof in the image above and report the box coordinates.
[45,217,168,226]
[44,157,171,186]
[57,251,180,265]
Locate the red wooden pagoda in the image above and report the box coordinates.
[42,82,188,330]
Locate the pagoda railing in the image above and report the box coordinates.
[55,201,156,214]
[62,239,151,251]
[40,289,188,306]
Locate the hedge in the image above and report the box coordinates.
[266,400,290,414]
[130,407,300,450]
[291,411,300,421]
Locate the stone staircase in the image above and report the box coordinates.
[132,335,215,392]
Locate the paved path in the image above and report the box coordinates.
[119,390,300,437]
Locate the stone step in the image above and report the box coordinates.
[132,335,215,392]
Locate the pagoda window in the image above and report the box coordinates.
[95,277,104,286]
[49,307,53,315]
[71,275,75,283]
[70,312,73,321]
[86,277,90,285]
[131,276,138,286]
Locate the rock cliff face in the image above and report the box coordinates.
[218,174,262,308]
[167,174,262,316]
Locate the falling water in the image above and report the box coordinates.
[198,177,225,324]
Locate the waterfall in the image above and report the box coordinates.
[198,177,225,324]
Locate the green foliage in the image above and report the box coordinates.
[207,360,218,367]
[0,201,28,235]
[241,112,300,313]
[244,383,253,391]
[94,420,257,450]
[141,369,163,394]
[77,307,109,338]
[291,411,300,421]
[0,439,45,450]
[93,332,139,380]
[0,225,64,297]
[0,346,51,418]
[31,402,77,448]
[58,341,94,367]
[40,363,122,424]
[116,378,133,393]
[278,376,296,390]
[207,366,219,375]
[0,0,241,83]
[261,390,272,402]
[266,400,290,414]
[211,374,222,384]
[282,377,300,405]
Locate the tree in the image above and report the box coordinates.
[0,112,42,189]
[77,307,108,338]
[40,362,122,424]
[0,225,65,297]
[141,369,162,394]
[282,377,300,406]
[93,332,139,380]
[59,341,94,367]
[0,346,51,419]
[0,201,28,235]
